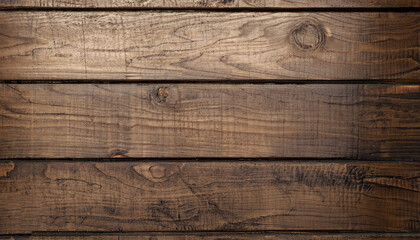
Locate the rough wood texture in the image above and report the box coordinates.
[0,161,419,233]
[1,84,419,159]
[2,233,420,240]
[0,0,418,8]
[0,12,418,81]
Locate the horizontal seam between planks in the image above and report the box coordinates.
[1,80,420,85]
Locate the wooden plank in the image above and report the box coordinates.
[1,84,419,159]
[0,12,418,81]
[0,161,419,233]
[0,0,418,8]
[2,233,420,240]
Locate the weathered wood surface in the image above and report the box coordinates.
[0,0,419,8]
[1,84,419,159]
[0,161,419,233]
[2,233,420,240]
[0,12,418,81]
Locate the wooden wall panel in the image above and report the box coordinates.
[0,12,418,81]
[0,0,418,8]
[1,84,419,159]
[0,0,418,237]
[2,233,420,240]
[0,161,419,233]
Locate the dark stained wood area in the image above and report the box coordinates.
[2,233,420,240]
[0,0,419,239]
[0,161,419,233]
[1,84,419,159]
[0,12,418,81]
[0,0,419,8]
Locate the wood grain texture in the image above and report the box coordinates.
[1,84,419,159]
[2,233,420,240]
[0,0,419,8]
[0,12,418,81]
[0,161,419,233]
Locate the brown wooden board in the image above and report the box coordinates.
[0,161,419,233]
[0,0,418,8]
[0,12,418,81]
[2,233,420,240]
[1,84,419,159]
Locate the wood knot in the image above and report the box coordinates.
[133,164,180,183]
[149,165,167,179]
[108,149,128,158]
[0,162,15,177]
[156,87,170,103]
[291,20,326,50]
[151,86,179,107]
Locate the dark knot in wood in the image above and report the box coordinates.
[151,86,179,107]
[156,87,170,103]
[292,20,326,50]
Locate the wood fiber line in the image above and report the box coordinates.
[0,12,418,81]
[0,161,419,233]
[0,0,418,8]
[1,84,419,159]
[2,233,420,240]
